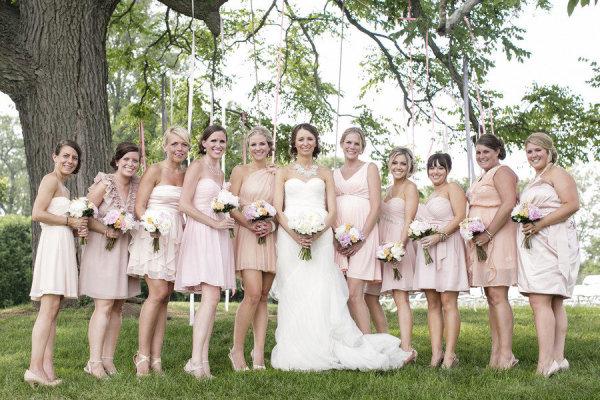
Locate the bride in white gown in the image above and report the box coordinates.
[270,123,411,371]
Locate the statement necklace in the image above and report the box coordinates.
[293,162,318,178]
[204,159,222,175]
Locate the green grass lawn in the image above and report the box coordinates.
[1,302,599,400]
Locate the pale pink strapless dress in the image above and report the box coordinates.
[466,165,518,287]
[235,169,277,273]
[413,197,469,292]
[175,178,235,292]
[30,197,78,301]
[127,185,184,282]
[379,198,417,293]
[517,177,580,298]
[333,163,381,281]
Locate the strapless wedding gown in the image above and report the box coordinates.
[271,177,411,371]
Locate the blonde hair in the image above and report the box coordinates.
[247,125,274,155]
[340,127,366,151]
[388,147,415,176]
[525,132,558,164]
[162,126,190,148]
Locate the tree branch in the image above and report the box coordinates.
[231,0,277,46]
[157,0,228,37]
[438,0,483,36]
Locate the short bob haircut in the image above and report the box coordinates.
[290,123,321,158]
[110,142,140,170]
[476,134,506,160]
[54,139,82,174]
[198,124,227,155]
[162,126,190,149]
[388,147,415,176]
[426,152,452,172]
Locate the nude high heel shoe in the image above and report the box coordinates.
[250,350,266,370]
[24,369,54,388]
[133,352,150,377]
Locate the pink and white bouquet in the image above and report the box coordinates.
[287,210,326,261]
[140,210,171,252]
[334,223,364,249]
[408,220,436,265]
[102,210,136,251]
[211,189,239,238]
[460,217,487,262]
[376,242,406,280]
[68,197,98,244]
[511,202,542,249]
[243,200,277,245]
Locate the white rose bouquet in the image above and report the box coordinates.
[211,189,239,238]
[68,197,98,244]
[287,210,326,261]
[140,210,171,252]
[376,242,406,280]
[408,220,436,265]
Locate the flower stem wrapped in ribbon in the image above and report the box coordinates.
[511,202,542,249]
[140,210,171,252]
[102,210,136,251]
[211,189,240,238]
[376,242,406,280]
[243,200,277,244]
[459,217,487,261]
[408,220,437,265]
[287,210,326,261]
[334,223,365,249]
[68,197,98,245]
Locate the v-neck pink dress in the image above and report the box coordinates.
[333,163,381,282]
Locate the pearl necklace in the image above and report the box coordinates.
[293,162,318,178]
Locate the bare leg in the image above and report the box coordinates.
[392,290,413,351]
[440,291,460,367]
[87,298,114,378]
[486,286,515,368]
[551,297,567,362]
[29,295,61,381]
[102,300,125,373]
[424,290,443,366]
[252,272,275,366]
[529,293,556,374]
[191,283,220,377]
[347,277,370,333]
[231,270,263,369]
[149,281,173,373]
[484,287,499,368]
[42,317,58,381]
[364,293,389,333]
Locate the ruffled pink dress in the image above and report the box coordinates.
[379,198,417,293]
[413,197,469,292]
[466,165,518,287]
[517,175,580,298]
[235,169,277,273]
[175,178,235,292]
[30,197,78,301]
[127,185,183,282]
[333,163,381,281]
[79,173,140,299]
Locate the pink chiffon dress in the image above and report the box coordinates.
[175,178,235,293]
[517,175,580,298]
[30,197,79,301]
[413,196,469,292]
[79,173,141,299]
[466,165,518,287]
[379,198,417,293]
[333,163,381,282]
[127,185,184,282]
[235,169,277,273]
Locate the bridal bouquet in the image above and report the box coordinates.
[334,223,364,249]
[287,210,326,261]
[459,217,487,261]
[511,202,542,249]
[102,210,136,251]
[140,210,171,252]
[376,242,406,280]
[211,189,239,238]
[68,197,98,245]
[243,200,277,244]
[408,220,436,265]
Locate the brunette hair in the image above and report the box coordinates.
[476,134,506,160]
[290,123,321,158]
[198,125,227,155]
[388,147,415,176]
[340,127,366,151]
[247,125,274,156]
[54,139,82,174]
[426,152,452,172]
[525,132,558,164]
[110,142,140,170]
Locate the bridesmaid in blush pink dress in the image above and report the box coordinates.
[79,142,141,378]
[127,126,189,376]
[517,132,580,377]
[413,153,468,369]
[26,140,87,387]
[228,126,277,371]
[176,125,235,380]
[466,134,519,369]
[334,127,382,333]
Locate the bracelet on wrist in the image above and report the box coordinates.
[484,229,494,240]
[439,232,448,242]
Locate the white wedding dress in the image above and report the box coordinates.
[271,177,411,371]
